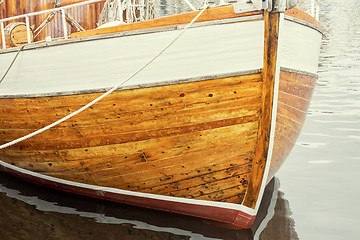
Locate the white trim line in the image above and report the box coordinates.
[0,181,218,239]
[0,160,256,215]
[253,12,284,213]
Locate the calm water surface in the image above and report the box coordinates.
[277,0,360,239]
[1,0,359,239]
[0,173,298,239]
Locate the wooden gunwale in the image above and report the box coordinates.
[71,5,263,39]
[284,7,322,30]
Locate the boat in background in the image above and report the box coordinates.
[0,0,322,228]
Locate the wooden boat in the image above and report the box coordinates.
[0,0,322,228]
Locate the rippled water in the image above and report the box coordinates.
[0,173,297,239]
[1,0,359,239]
[277,0,360,239]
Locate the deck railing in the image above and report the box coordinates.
[0,0,320,50]
[97,0,156,27]
[310,0,320,21]
[0,0,201,49]
[0,0,106,49]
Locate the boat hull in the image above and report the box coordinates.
[0,69,318,228]
[0,5,322,228]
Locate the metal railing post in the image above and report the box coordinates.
[1,22,6,49]
[25,15,32,44]
[315,0,319,21]
[117,0,124,23]
[182,0,196,11]
[310,0,315,18]
[61,9,68,39]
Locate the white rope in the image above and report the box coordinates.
[0,45,26,84]
[0,5,209,150]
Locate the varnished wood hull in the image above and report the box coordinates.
[0,4,322,228]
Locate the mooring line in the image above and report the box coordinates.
[0,5,209,150]
[0,45,26,84]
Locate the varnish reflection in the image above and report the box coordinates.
[0,174,297,239]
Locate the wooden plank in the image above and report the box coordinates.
[3,121,258,162]
[11,127,257,174]
[280,70,317,88]
[268,134,295,179]
[45,143,256,201]
[148,163,252,195]
[72,6,263,39]
[278,91,311,111]
[1,114,258,150]
[167,171,251,202]
[279,79,315,100]
[0,82,261,120]
[43,142,255,181]
[0,83,262,127]
[268,71,317,181]
[0,103,260,140]
[0,73,262,108]
[285,7,322,29]
[277,101,307,125]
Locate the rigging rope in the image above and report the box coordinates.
[0,5,209,150]
[0,45,26,84]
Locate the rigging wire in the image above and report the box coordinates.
[0,4,210,150]
[0,45,26,84]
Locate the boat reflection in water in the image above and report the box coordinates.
[0,173,297,239]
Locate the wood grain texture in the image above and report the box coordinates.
[0,0,104,45]
[4,23,34,47]
[268,70,317,181]
[242,11,279,209]
[71,5,262,38]
[0,73,262,204]
[285,7,322,29]
[0,4,321,216]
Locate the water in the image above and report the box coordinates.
[1,0,359,239]
[0,174,295,239]
[277,0,360,239]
